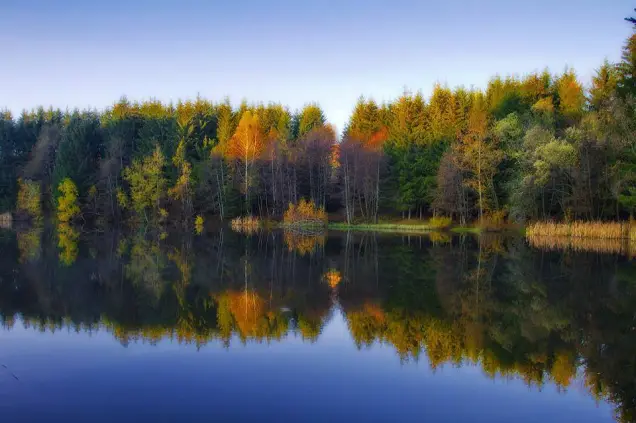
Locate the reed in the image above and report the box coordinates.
[526,221,632,239]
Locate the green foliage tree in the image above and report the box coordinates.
[122,145,167,222]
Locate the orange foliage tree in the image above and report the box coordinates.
[225,111,266,213]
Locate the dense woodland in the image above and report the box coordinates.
[1,18,635,226]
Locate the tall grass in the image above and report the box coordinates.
[526,221,632,239]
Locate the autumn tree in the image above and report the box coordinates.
[555,69,585,125]
[454,93,504,220]
[225,111,266,214]
[56,178,80,222]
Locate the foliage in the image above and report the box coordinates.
[428,216,452,229]
[194,215,204,234]
[16,178,42,220]
[284,232,325,256]
[323,269,342,288]
[57,222,79,266]
[56,178,80,222]
[122,145,166,222]
[283,199,327,227]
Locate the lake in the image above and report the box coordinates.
[0,227,633,422]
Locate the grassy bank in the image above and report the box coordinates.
[328,222,434,233]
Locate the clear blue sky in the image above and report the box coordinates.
[1,0,634,132]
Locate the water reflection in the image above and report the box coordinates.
[0,228,634,422]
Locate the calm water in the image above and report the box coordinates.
[0,227,634,422]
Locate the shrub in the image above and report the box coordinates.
[428,216,452,229]
[283,199,327,227]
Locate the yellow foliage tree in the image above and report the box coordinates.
[57,178,80,222]
[556,70,585,121]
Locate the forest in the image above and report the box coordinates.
[1,17,635,228]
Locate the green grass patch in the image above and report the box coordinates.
[328,222,433,233]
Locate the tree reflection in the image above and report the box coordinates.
[0,230,634,421]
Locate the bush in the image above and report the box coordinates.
[428,216,452,229]
[283,199,327,227]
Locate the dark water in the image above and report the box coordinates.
[0,226,634,423]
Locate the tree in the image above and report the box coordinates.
[555,70,585,125]
[626,8,635,26]
[169,139,193,223]
[433,150,468,223]
[16,178,42,221]
[296,104,326,139]
[122,145,167,222]
[225,111,266,214]
[295,124,336,207]
[53,112,103,200]
[454,94,504,220]
[56,178,80,222]
[590,61,619,112]
[617,33,636,98]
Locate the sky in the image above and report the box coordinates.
[1,0,634,132]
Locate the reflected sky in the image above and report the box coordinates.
[0,311,614,423]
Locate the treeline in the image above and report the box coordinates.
[1,22,635,225]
